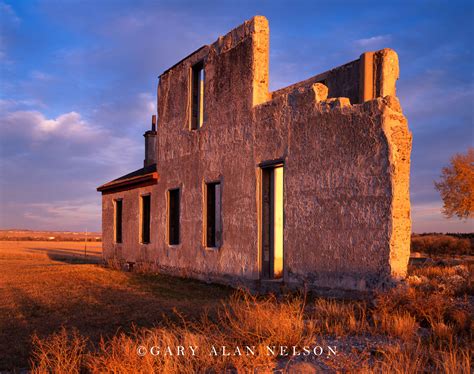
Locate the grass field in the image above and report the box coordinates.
[0,241,232,371]
[0,241,472,373]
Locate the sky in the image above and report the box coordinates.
[0,0,473,233]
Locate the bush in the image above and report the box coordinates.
[411,234,472,256]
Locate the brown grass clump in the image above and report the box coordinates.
[218,290,313,347]
[27,282,473,373]
[30,327,87,374]
[366,340,429,374]
[313,298,368,336]
[435,346,472,374]
[375,284,451,327]
[373,310,419,341]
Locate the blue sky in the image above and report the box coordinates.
[0,0,473,232]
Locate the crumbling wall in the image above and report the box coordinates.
[150,16,271,282]
[272,60,361,104]
[254,83,411,290]
[101,15,411,292]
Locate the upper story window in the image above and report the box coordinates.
[190,61,204,130]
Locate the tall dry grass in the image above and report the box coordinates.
[313,298,369,336]
[373,310,419,341]
[30,327,88,374]
[29,264,472,373]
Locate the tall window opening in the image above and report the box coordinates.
[168,189,180,245]
[140,195,151,244]
[114,199,123,243]
[206,182,222,248]
[261,165,284,279]
[190,61,204,130]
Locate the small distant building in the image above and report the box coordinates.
[97,16,412,293]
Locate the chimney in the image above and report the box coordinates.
[144,115,157,167]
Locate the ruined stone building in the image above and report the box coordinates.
[98,16,412,292]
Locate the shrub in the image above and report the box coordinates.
[411,234,472,256]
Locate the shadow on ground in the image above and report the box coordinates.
[0,250,233,371]
[24,246,102,264]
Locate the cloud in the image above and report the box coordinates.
[5,199,101,231]
[0,2,20,24]
[30,70,54,81]
[1,109,102,142]
[0,103,144,231]
[354,35,392,49]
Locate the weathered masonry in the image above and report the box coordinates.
[98,16,412,292]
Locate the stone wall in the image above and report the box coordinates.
[101,15,412,292]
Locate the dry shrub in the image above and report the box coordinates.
[446,308,472,333]
[429,320,454,347]
[364,341,471,374]
[375,285,450,327]
[410,264,471,296]
[411,234,471,256]
[30,327,87,374]
[313,298,368,336]
[373,310,418,341]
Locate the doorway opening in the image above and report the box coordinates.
[261,164,284,279]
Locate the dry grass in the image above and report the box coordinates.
[28,282,472,373]
[30,328,88,374]
[313,298,368,336]
[2,241,472,372]
[0,241,232,371]
[373,310,419,341]
[0,229,101,241]
[218,291,313,347]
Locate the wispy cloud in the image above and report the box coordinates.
[30,70,54,81]
[0,2,20,24]
[354,34,392,49]
[17,199,101,231]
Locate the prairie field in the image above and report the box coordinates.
[0,240,472,373]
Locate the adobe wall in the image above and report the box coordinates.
[102,185,157,263]
[253,87,411,290]
[101,16,412,292]
[150,16,271,283]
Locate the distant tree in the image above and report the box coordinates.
[434,147,474,219]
